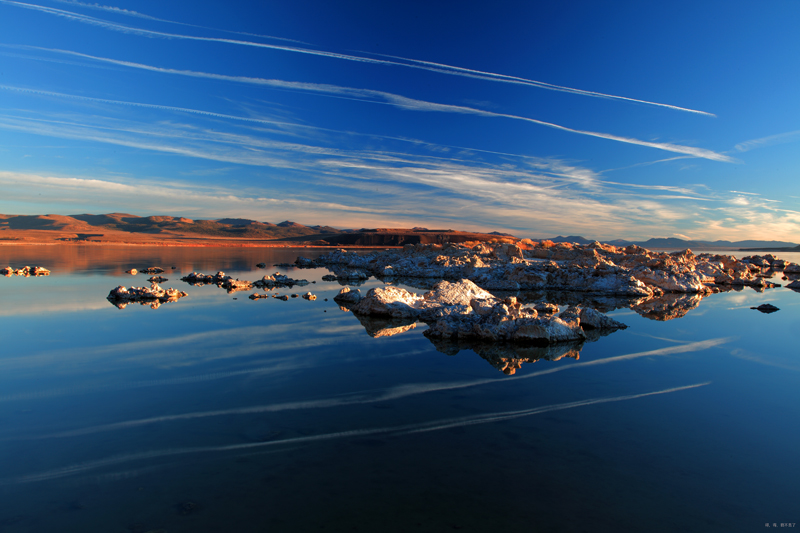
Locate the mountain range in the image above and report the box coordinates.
[0,213,797,250]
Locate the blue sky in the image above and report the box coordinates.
[0,0,798,241]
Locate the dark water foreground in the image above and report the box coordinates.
[0,246,798,532]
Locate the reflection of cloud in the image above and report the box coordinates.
[3,382,709,485]
[23,338,729,439]
[729,348,800,372]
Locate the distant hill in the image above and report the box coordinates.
[0,213,518,246]
[536,234,799,250]
[2,213,794,249]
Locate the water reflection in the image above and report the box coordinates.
[427,336,584,374]
[350,313,418,338]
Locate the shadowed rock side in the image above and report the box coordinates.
[302,241,792,321]
[1,266,50,277]
[107,283,188,309]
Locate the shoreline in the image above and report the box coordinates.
[0,241,400,249]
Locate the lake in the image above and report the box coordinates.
[1,245,798,532]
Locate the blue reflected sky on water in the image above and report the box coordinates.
[0,246,799,532]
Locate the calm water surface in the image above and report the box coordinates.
[1,245,799,532]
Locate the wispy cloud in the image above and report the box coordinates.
[735,129,800,152]
[0,0,715,116]
[364,51,716,117]
[14,0,307,43]
[8,45,735,162]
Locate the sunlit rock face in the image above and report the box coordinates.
[334,278,626,347]
[107,282,188,309]
[1,265,50,276]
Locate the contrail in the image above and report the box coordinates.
[2,382,710,485]
[0,0,714,116]
[7,45,735,162]
[47,0,307,43]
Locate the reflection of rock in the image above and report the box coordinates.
[751,303,779,313]
[632,293,706,321]
[302,292,317,300]
[351,313,418,338]
[140,267,165,274]
[427,336,583,375]
[107,283,188,309]
[1,265,50,277]
[786,280,800,292]
[148,276,168,283]
[508,290,647,314]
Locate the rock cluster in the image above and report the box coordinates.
[300,242,796,322]
[181,271,253,293]
[300,242,786,295]
[253,273,310,289]
[107,282,188,309]
[1,265,50,277]
[335,279,626,346]
[140,267,165,274]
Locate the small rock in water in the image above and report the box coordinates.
[256,262,267,268]
[751,303,779,313]
[177,500,197,515]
